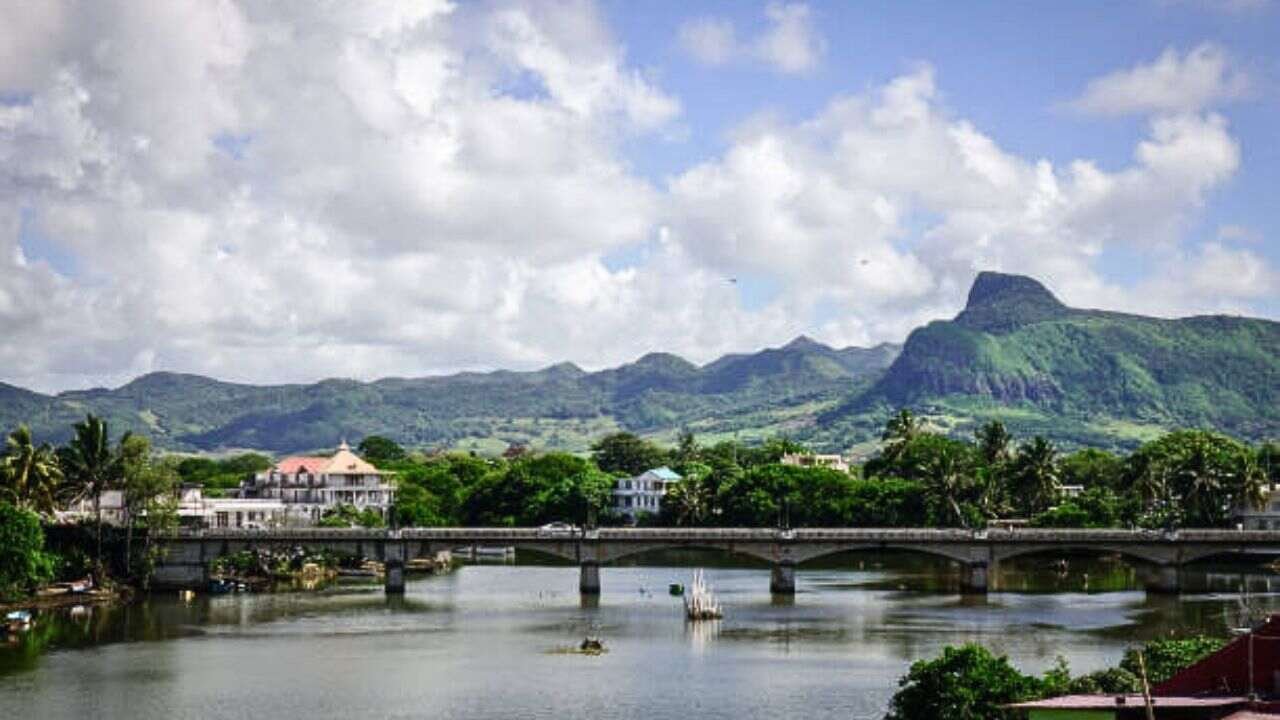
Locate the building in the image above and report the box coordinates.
[614,467,681,521]
[1234,485,1280,530]
[238,441,395,525]
[781,453,850,473]
[1010,615,1280,719]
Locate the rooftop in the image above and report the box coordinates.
[1009,695,1247,710]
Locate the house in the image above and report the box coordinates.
[237,441,396,525]
[1234,485,1280,530]
[614,467,681,520]
[781,453,850,473]
[1008,694,1249,719]
[1010,615,1280,719]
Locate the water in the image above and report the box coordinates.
[3,551,1279,720]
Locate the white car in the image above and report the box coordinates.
[538,521,578,536]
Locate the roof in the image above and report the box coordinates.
[1223,712,1280,719]
[1156,614,1280,697]
[646,467,681,480]
[1009,695,1247,710]
[273,441,383,475]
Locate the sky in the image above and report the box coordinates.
[0,0,1277,393]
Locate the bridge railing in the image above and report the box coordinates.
[157,527,1280,543]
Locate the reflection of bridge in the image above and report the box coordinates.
[153,528,1280,595]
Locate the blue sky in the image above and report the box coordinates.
[0,0,1276,391]
[601,0,1280,310]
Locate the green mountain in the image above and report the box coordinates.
[820,272,1280,447]
[4,271,1276,454]
[1,340,899,454]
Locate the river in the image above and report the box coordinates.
[3,551,1279,720]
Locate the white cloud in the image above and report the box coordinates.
[677,3,825,74]
[0,1,1272,393]
[1069,44,1250,116]
[678,17,737,66]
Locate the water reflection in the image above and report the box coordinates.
[1,553,1278,720]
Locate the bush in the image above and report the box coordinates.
[1120,637,1227,684]
[0,501,56,600]
[886,644,1046,720]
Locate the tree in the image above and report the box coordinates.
[1125,431,1266,527]
[1060,448,1122,490]
[908,436,977,527]
[1010,436,1061,516]
[886,644,1045,720]
[118,434,178,576]
[662,461,713,526]
[358,435,406,465]
[881,409,921,463]
[59,414,120,571]
[0,501,55,601]
[590,432,668,477]
[0,425,63,516]
[1119,637,1227,684]
[975,420,1012,467]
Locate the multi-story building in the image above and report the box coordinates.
[237,441,395,526]
[781,453,850,473]
[613,466,681,521]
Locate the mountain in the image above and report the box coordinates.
[821,272,1280,447]
[0,338,899,454]
[4,271,1276,454]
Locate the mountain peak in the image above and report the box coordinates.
[957,272,1069,332]
[965,272,1064,310]
[782,335,828,351]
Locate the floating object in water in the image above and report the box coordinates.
[5,610,33,634]
[683,569,722,620]
[179,589,196,603]
[668,583,685,596]
[208,579,234,594]
[579,637,604,653]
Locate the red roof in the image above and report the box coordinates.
[274,456,330,474]
[1156,614,1280,698]
[1009,695,1245,709]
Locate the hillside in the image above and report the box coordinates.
[819,272,1280,447]
[0,339,899,454]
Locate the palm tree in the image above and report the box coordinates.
[881,409,921,462]
[1012,436,1060,516]
[59,414,119,571]
[975,420,1012,467]
[0,425,63,516]
[916,443,972,528]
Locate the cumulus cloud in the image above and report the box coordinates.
[0,1,1272,393]
[678,2,825,74]
[1068,44,1251,115]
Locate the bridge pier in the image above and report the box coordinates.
[384,541,406,595]
[960,561,995,594]
[1141,565,1181,595]
[580,562,601,595]
[770,562,796,594]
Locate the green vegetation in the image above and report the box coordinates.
[175,453,270,497]
[0,501,55,601]
[887,634,1226,720]
[827,272,1280,448]
[319,504,387,529]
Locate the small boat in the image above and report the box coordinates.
[683,569,722,621]
[5,610,33,633]
[69,576,93,594]
[668,583,685,596]
[208,578,235,594]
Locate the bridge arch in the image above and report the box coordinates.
[991,544,1178,566]
[789,543,980,567]
[594,542,779,565]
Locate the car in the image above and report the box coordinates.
[538,521,578,536]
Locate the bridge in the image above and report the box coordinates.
[152,527,1280,596]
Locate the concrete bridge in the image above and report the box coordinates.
[151,527,1280,596]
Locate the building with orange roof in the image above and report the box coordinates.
[232,441,396,526]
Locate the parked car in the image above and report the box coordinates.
[538,521,578,537]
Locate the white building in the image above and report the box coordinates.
[781,453,850,473]
[1235,485,1280,530]
[237,441,396,525]
[613,467,681,521]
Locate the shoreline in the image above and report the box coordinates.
[1,585,133,615]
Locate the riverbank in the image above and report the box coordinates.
[0,584,133,615]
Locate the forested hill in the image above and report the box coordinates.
[0,339,900,454]
[819,272,1280,447]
